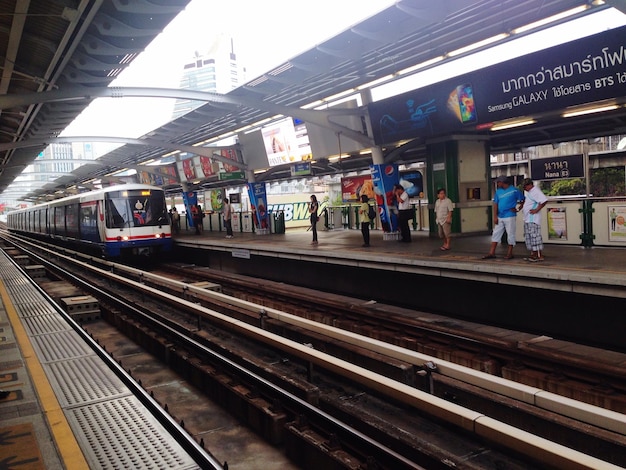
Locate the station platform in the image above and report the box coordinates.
[174,226,626,298]
[174,226,626,352]
[0,250,201,469]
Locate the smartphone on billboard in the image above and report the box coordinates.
[456,84,477,124]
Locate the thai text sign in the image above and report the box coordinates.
[530,154,584,181]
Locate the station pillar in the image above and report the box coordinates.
[426,137,491,236]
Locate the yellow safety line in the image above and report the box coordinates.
[0,278,90,469]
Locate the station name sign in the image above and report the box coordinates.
[530,154,584,181]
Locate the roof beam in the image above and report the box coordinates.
[0,86,374,147]
[0,136,247,170]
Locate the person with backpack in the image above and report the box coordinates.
[358,194,374,247]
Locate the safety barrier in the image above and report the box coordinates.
[513,196,626,247]
[325,201,429,232]
[190,210,286,235]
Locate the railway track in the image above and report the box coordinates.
[3,234,626,469]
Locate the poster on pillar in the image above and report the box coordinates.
[182,191,198,227]
[370,163,399,232]
[247,182,269,231]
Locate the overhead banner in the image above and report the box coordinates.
[369,25,626,145]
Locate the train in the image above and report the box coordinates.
[6,184,173,258]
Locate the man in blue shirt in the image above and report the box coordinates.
[482,176,524,260]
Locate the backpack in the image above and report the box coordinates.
[368,205,376,220]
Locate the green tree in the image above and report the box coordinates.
[544,178,585,196]
[590,167,625,197]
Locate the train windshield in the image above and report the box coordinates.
[105,189,169,228]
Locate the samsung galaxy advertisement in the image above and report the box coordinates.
[369,25,626,145]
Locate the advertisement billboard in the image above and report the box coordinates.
[369,25,626,145]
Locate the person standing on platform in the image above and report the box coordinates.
[309,194,319,245]
[358,194,371,247]
[395,184,412,242]
[171,207,180,235]
[190,204,200,234]
[193,204,204,235]
[521,178,548,262]
[435,188,454,251]
[482,176,524,260]
[223,198,234,239]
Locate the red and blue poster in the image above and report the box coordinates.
[370,163,399,232]
[246,182,269,231]
[182,191,198,227]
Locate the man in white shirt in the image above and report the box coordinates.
[395,184,412,242]
[521,178,548,262]
[435,188,454,250]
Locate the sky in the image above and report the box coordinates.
[61,0,396,140]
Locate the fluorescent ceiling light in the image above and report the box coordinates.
[448,33,509,57]
[490,119,536,131]
[397,56,445,76]
[355,74,394,91]
[512,5,589,34]
[562,104,618,118]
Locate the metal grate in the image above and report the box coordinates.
[31,330,94,363]
[67,396,199,469]
[0,252,201,469]
[46,356,132,407]
[21,314,71,335]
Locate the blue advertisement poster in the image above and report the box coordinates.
[369,25,626,145]
[370,163,399,232]
[182,191,198,227]
[246,182,269,230]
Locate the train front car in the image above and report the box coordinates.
[103,186,172,258]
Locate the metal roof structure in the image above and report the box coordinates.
[0,0,192,199]
[2,0,626,202]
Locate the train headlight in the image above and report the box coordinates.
[122,235,129,241]
[155,233,162,239]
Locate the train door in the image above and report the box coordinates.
[97,200,106,243]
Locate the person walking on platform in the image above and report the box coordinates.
[358,194,372,247]
[482,176,524,260]
[435,188,454,251]
[309,194,319,245]
[223,197,234,239]
[521,178,548,262]
[395,184,412,242]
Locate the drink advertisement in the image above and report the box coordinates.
[247,182,269,231]
[182,191,198,227]
[370,163,399,232]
